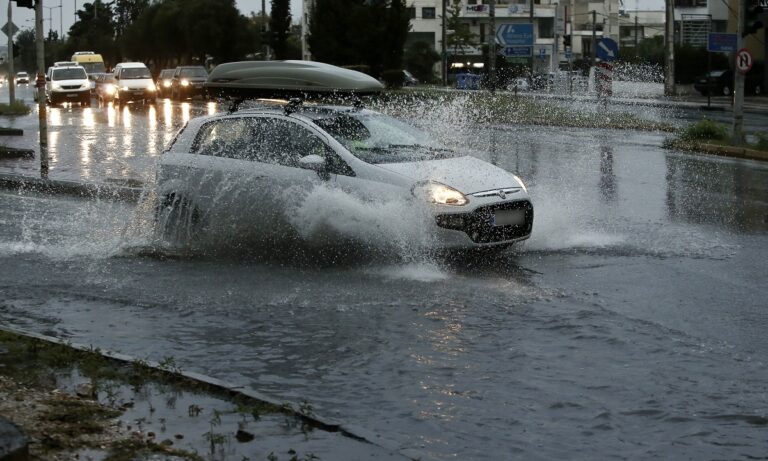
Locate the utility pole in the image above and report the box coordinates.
[664,0,675,96]
[732,0,745,143]
[7,0,15,105]
[634,14,638,48]
[441,0,447,86]
[489,0,496,91]
[36,0,48,179]
[591,10,596,69]
[529,0,535,77]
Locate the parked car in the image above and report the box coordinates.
[155,62,533,249]
[170,66,208,100]
[94,73,117,103]
[15,72,29,85]
[112,62,157,106]
[403,70,419,86]
[156,69,176,98]
[694,69,764,96]
[45,65,90,106]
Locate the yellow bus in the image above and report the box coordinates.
[71,51,106,74]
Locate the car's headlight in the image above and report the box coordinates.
[163,80,171,88]
[513,175,528,193]
[105,84,115,95]
[121,86,130,91]
[148,84,156,91]
[412,181,468,206]
[181,79,190,86]
[51,83,62,90]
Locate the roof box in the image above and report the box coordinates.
[205,60,384,98]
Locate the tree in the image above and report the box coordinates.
[13,28,37,73]
[270,0,291,59]
[446,0,477,61]
[307,0,411,78]
[115,0,149,36]
[66,1,117,65]
[404,41,439,82]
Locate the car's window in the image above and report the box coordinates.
[51,68,87,80]
[192,117,353,175]
[178,68,208,78]
[120,67,151,79]
[313,112,457,164]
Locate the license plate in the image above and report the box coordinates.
[493,209,525,226]
[66,93,78,98]
[132,91,144,95]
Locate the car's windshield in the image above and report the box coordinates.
[17,73,27,77]
[708,70,727,77]
[120,67,151,79]
[313,112,455,164]
[80,62,106,74]
[179,68,208,78]
[52,68,87,80]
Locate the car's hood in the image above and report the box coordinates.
[376,156,521,194]
[119,78,153,89]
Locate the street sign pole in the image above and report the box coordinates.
[7,0,15,105]
[732,0,745,144]
[36,0,49,179]
[489,0,496,92]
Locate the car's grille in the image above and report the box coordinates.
[435,200,534,243]
[61,85,81,90]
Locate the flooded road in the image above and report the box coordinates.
[1,87,768,459]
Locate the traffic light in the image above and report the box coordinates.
[563,35,571,47]
[13,0,35,9]
[743,0,764,37]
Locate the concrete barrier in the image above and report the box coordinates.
[0,174,142,202]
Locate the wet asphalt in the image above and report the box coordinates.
[1,86,767,460]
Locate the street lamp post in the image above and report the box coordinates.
[43,4,61,38]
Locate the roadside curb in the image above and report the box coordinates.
[691,143,768,162]
[0,173,142,202]
[0,325,409,459]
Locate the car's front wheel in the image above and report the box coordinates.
[722,85,731,96]
[156,193,201,244]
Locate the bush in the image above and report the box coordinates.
[679,119,729,142]
[0,100,31,115]
[380,69,405,88]
[404,41,439,83]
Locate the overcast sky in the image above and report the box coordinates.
[0,0,304,39]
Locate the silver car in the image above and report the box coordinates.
[155,101,533,249]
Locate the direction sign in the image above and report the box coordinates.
[1,22,19,38]
[707,33,737,53]
[502,46,532,58]
[736,48,753,75]
[496,23,534,47]
[596,37,618,62]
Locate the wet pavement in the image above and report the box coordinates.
[1,85,768,460]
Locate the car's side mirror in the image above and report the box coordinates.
[298,154,326,172]
[45,76,50,81]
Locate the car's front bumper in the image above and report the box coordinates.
[430,198,534,248]
[116,89,156,102]
[49,89,90,103]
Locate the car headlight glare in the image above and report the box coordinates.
[121,86,130,91]
[104,84,115,95]
[513,175,528,193]
[163,80,171,88]
[413,181,468,206]
[181,79,190,86]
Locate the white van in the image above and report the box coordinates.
[112,62,157,105]
[46,64,90,106]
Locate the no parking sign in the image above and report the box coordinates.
[736,48,753,75]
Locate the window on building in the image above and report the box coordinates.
[422,7,436,19]
[407,7,415,20]
[538,17,554,38]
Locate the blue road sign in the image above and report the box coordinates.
[502,46,532,58]
[596,37,618,62]
[707,33,737,53]
[496,23,534,47]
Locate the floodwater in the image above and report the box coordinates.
[1,88,768,460]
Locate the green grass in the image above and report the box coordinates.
[0,100,31,115]
[664,119,768,153]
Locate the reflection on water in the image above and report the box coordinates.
[181,102,191,124]
[81,108,95,128]
[665,154,768,233]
